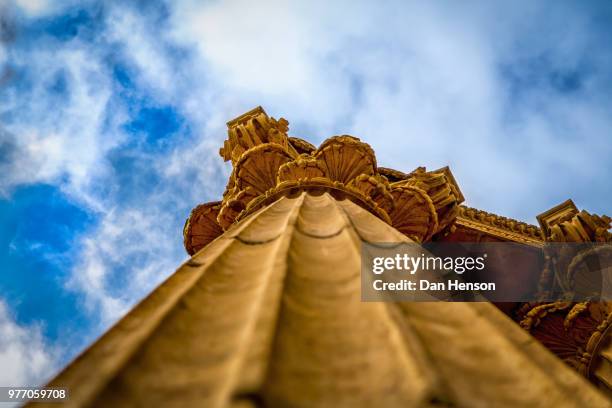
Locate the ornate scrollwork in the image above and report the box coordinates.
[517,301,612,376]
[534,201,612,297]
[183,106,465,255]
[518,200,612,383]
[395,166,463,234]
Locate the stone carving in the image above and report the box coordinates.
[518,302,612,376]
[184,106,464,254]
[219,107,296,164]
[183,202,223,256]
[456,206,544,245]
[185,106,558,254]
[518,200,612,385]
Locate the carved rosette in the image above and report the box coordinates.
[183,106,465,255]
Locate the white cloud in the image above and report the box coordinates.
[164,0,612,220]
[67,139,229,326]
[12,0,51,17]
[105,5,176,98]
[0,41,123,210]
[0,299,56,387]
[1,1,231,330]
[69,208,182,325]
[5,0,84,19]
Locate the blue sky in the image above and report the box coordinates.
[0,0,610,386]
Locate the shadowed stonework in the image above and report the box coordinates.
[33,107,611,407]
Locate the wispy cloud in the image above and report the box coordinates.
[0,39,123,208]
[0,299,56,387]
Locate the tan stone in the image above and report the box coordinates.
[34,194,609,407]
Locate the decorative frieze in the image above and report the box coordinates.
[456,206,544,246]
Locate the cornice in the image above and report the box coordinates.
[456,205,544,246]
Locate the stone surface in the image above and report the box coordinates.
[34,194,609,407]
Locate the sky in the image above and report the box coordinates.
[0,0,611,387]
